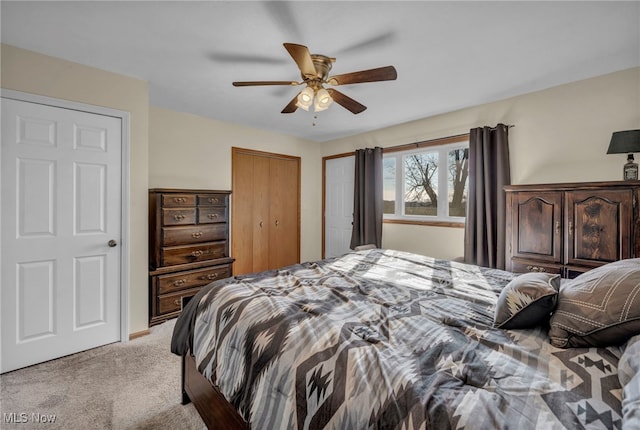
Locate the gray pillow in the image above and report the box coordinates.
[620,335,640,429]
[619,334,640,386]
[494,272,560,329]
[549,258,640,348]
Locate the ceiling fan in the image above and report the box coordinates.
[232,43,397,115]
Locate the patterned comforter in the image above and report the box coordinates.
[172,249,624,429]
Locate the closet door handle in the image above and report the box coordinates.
[275,219,280,227]
[555,221,560,234]
[259,221,263,228]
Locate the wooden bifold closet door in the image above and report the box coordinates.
[232,148,300,275]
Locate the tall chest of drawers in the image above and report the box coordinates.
[148,189,233,326]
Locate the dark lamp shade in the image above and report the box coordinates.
[607,130,640,154]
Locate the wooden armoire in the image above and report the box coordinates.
[504,181,640,278]
[232,148,300,275]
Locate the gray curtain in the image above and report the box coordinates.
[464,124,511,269]
[350,147,383,249]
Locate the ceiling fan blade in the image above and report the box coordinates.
[327,66,397,86]
[283,43,317,79]
[207,51,288,65]
[327,89,367,114]
[233,81,299,87]
[281,93,299,114]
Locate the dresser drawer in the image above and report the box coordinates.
[162,194,196,207]
[156,265,231,295]
[197,194,227,206]
[198,207,227,223]
[161,241,227,266]
[157,287,202,315]
[162,224,227,246]
[511,260,562,275]
[162,208,196,226]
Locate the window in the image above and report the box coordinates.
[383,136,469,224]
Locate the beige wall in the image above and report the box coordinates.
[322,67,640,260]
[148,106,322,264]
[1,44,150,334]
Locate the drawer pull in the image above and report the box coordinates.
[191,250,205,257]
[174,214,185,221]
[192,232,203,238]
[173,279,186,287]
[526,265,547,273]
[208,197,219,204]
[207,213,218,219]
[200,273,220,281]
[173,299,181,306]
[174,197,186,203]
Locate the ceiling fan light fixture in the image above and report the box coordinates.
[295,86,314,111]
[314,88,333,112]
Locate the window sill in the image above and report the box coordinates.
[383,218,465,228]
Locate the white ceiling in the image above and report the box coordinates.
[2,1,639,142]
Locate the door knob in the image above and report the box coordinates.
[108,240,118,247]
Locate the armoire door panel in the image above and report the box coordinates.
[565,189,632,266]
[512,192,562,263]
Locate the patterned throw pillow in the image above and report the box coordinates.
[494,272,560,329]
[549,259,640,348]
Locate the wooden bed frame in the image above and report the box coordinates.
[181,352,248,429]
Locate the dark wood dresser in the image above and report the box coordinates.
[505,181,640,278]
[149,189,233,326]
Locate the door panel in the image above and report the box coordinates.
[232,149,300,275]
[75,162,107,234]
[17,158,56,237]
[1,98,122,373]
[17,260,55,342]
[324,156,355,258]
[252,156,270,272]
[268,157,300,270]
[231,152,254,275]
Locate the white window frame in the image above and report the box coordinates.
[383,140,469,224]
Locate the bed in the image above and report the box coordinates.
[171,248,640,429]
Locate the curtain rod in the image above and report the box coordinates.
[489,124,515,130]
[382,125,515,154]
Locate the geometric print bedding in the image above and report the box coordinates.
[173,248,624,429]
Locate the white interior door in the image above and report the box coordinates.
[1,97,122,373]
[324,156,355,258]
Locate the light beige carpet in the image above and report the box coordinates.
[0,320,205,429]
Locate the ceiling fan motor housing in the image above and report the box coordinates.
[308,54,335,82]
